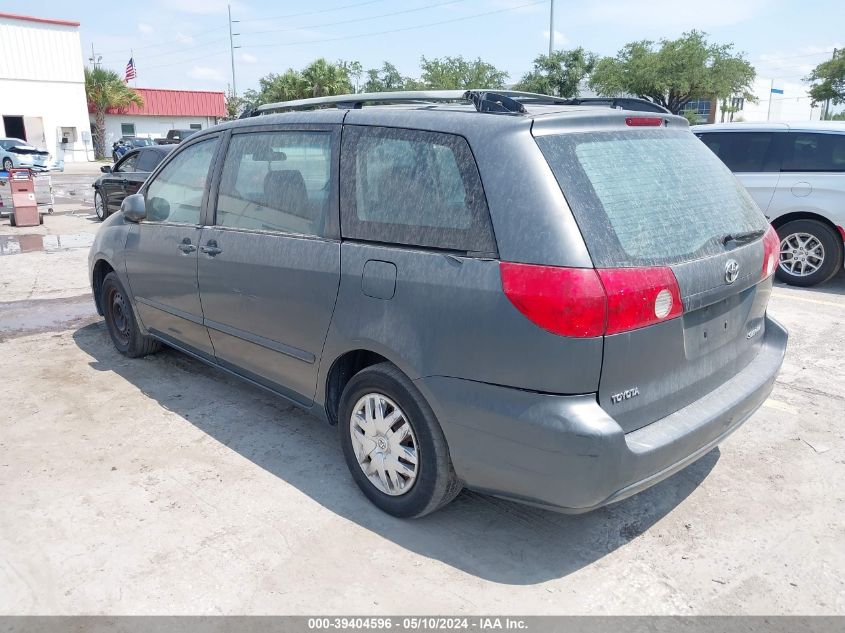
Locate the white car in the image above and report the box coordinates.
[0,137,52,172]
[693,121,845,286]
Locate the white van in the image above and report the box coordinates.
[693,122,845,286]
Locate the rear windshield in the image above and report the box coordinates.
[535,129,768,267]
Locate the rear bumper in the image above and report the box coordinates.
[416,315,788,512]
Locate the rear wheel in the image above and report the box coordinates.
[101,272,161,357]
[775,219,843,287]
[2,158,12,171]
[338,363,461,518]
[9,214,16,227]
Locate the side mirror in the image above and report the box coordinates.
[121,193,147,222]
[100,165,112,173]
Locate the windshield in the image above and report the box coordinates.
[535,129,768,267]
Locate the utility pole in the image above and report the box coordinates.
[228,4,239,98]
[89,43,102,68]
[767,79,774,122]
[548,0,555,57]
[822,48,837,120]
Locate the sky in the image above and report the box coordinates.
[6,0,842,97]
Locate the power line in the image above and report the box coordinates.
[97,25,228,56]
[241,0,547,49]
[101,37,230,64]
[236,0,389,23]
[240,0,474,37]
[754,49,837,63]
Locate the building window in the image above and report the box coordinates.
[190,124,202,130]
[681,98,712,123]
[121,123,136,137]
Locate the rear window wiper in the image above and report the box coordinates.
[721,229,765,246]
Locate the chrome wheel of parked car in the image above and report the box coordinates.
[349,392,418,496]
[775,219,842,287]
[779,232,824,277]
[2,158,12,171]
[94,191,106,221]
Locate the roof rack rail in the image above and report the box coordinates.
[247,89,667,116]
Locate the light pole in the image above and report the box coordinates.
[548,0,555,57]
[228,4,239,98]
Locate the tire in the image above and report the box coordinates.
[338,362,462,518]
[94,190,107,221]
[2,158,12,171]
[101,272,161,358]
[775,219,843,287]
[9,214,16,227]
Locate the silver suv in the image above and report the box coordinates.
[89,91,787,517]
[694,121,845,286]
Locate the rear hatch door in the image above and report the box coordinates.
[535,122,775,432]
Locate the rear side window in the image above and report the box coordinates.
[136,149,160,172]
[536,130,768,267]
[340,126,495,253]
[215,131,332,237]
[781,133,845,172]
[697,132,776,172]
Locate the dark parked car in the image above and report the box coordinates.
[89,90,787,518]
[155,129,198,145]
[93,145,173,221]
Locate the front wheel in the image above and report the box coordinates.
[94,190,107,221]
[339,363,462,518]
[776,219,843,287]
[2,158,12,171]
[101,272,161,357]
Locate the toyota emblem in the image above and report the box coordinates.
[725,259,739,284]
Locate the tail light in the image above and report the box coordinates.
[762,225,780,278]
[500,262,683,338]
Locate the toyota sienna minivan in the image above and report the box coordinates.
[89,90,788,517]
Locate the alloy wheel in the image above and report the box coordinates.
[94,193,105,220]
[349,393,419,496]
[779,232,825,277]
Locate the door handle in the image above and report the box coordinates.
[119,178,129,186]
[178,238,196,254]
[200,240,222,256]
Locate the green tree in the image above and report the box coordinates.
[339,60,363,92]
[830,110,845,121]
[589,31,756,115]
[363,62,411,92]
[419,56,508,90]
[225,85,243,119]
[806,49,845,112]
[515,48,597,97]
[301,58,353,97]
[84,66,143,159]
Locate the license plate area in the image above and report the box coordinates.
[683,289,753,359]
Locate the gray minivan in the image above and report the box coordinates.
[89,90,787,518]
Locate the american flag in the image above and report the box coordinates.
[124,57,136,82]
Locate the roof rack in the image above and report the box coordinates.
[248,90,664,116]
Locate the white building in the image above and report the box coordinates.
[94,88,226,147]
[0,12,92,162]
[714,78,823,123]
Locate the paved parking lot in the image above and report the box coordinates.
[0,175,843,614]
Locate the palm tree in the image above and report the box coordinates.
[302,58,353,98]
[85,67,143,159]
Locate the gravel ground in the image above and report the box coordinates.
[0,208,843,615]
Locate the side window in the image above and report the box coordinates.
[782,133,845,172]
[340,126,495,252]
[144,137,217,224]
[705,132,775,173]
[114,152,139,173]
[135,149,160,172]
[215,130,332,236]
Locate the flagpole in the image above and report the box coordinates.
[131,48,136,87]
